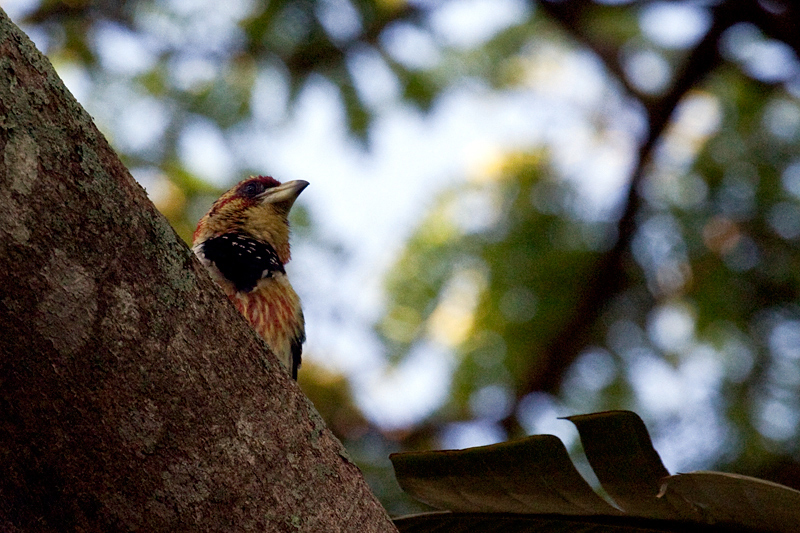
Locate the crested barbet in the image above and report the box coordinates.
[193,175,308,379]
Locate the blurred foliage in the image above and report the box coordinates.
[380,151,603,417]
[10,0,800,518]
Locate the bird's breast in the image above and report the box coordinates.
[228,276,304,374]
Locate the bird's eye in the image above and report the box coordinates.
[241,181,266,198]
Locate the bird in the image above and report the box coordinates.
[192,175,308,379]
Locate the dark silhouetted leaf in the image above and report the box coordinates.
[391,434,620,516]
[392,410,800,532]
[566,411,677,519]
[661,472,800,533]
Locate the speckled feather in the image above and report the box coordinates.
[200,233,284,292]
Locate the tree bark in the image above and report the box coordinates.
[0,9,396,533]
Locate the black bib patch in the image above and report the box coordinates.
[201,233,284,293]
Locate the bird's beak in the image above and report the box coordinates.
[259,180,309,208]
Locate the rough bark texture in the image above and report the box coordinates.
[0,10,396,533]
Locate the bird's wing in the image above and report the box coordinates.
[290,310,305,380]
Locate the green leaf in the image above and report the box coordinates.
[341,79,371,142]
[392,410,800,532]
[401,71,438,110]
[566,411,676,519]
[662,472,800,533]
[391,434,620,516]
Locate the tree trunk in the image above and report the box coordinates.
[0,9,396,532]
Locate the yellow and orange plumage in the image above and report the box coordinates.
[192,175,307,379]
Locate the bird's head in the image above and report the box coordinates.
[193,175,308,264]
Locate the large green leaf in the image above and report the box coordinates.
[391,411,800,532]
[391,434,619,516]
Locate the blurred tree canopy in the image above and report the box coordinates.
[10,0,800,516]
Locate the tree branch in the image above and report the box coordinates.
[509,1,735,410]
